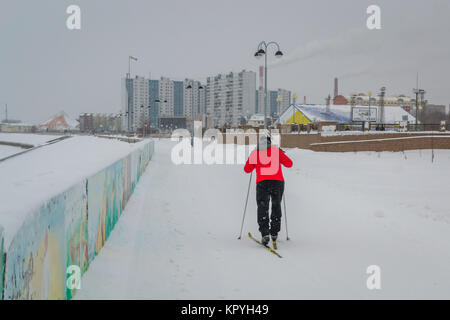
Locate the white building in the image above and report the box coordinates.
[183,79,204,119]
[277,89,291,114]
[158,77,175,117]
[122,75,205,132]
[206,70,256,128]
[121,76,150,132]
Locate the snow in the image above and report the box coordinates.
[0,135,152,247]
[0,133,62,146]
[75,139,450,299]
[0,145,23,158]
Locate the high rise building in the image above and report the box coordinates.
[122,76,150,132]
[277,88,291,114]
[206,70,256,128]
[122,75,205,131]
[158,77,175,117]
[183,79,203,119]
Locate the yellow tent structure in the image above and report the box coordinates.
[276,105,312,125]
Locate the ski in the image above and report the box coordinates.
[248,232,282,258]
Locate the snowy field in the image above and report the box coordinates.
[0,145,23,158]
[0,135,152,246]
[74,139,450,299]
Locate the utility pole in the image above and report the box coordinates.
[5,103,7,123]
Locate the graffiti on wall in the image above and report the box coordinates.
[64,183,89,300]
[0,143,154,299]
[3,182,88,300]
[2,142,154,300]
[87,160,126,262]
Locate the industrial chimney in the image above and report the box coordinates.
[334,77,338,99]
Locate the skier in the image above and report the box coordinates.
[244,134,293,247]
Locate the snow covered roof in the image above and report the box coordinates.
[38,111,79,130]
[249,114,265,121]
[277,104,416,124]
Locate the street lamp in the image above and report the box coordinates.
[413,88,425,129]
[378,87,386,126]
[154,99,167,134]
[419,89,426,125]
[254,41,284,130]
[140,105,146,137]
[368,91,372,127]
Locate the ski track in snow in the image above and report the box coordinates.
[75,140,450,299]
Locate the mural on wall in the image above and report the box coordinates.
[1,141,154,300]
[64,183,89,300]
[0,226,4,300]
[4,191,68,299]
[87,160,125,262]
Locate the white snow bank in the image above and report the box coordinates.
[0,135,152,247]
[0,145,23,158]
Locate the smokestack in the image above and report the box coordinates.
[304,96,306,104]
[334,77,338,98]
[259,66,264,90]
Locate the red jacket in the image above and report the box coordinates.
[244,146,293,183]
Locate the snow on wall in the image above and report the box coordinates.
[1,141,154,300]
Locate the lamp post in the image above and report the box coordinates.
[155,99,167,136]
[419,89,426,126]
[368,91,373,130]
[140,105,145,137]
[378,87,386,126]
[254,41,284,130]
[413,88,425,129]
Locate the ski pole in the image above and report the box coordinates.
[238,171,253,240]
[283,189,290,241]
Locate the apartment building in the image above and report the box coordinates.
[206,70,256,128]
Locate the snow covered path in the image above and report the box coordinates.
[75,140,450,299]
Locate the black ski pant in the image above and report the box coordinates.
[256,180,284,237]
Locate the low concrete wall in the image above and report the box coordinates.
[309,135,450,152]
[279,132,450,150]
[217,131,450,152]
[1,141,154,300]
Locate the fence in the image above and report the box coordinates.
[0,141,154,300]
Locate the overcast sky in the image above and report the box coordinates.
[1,0,449,123]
